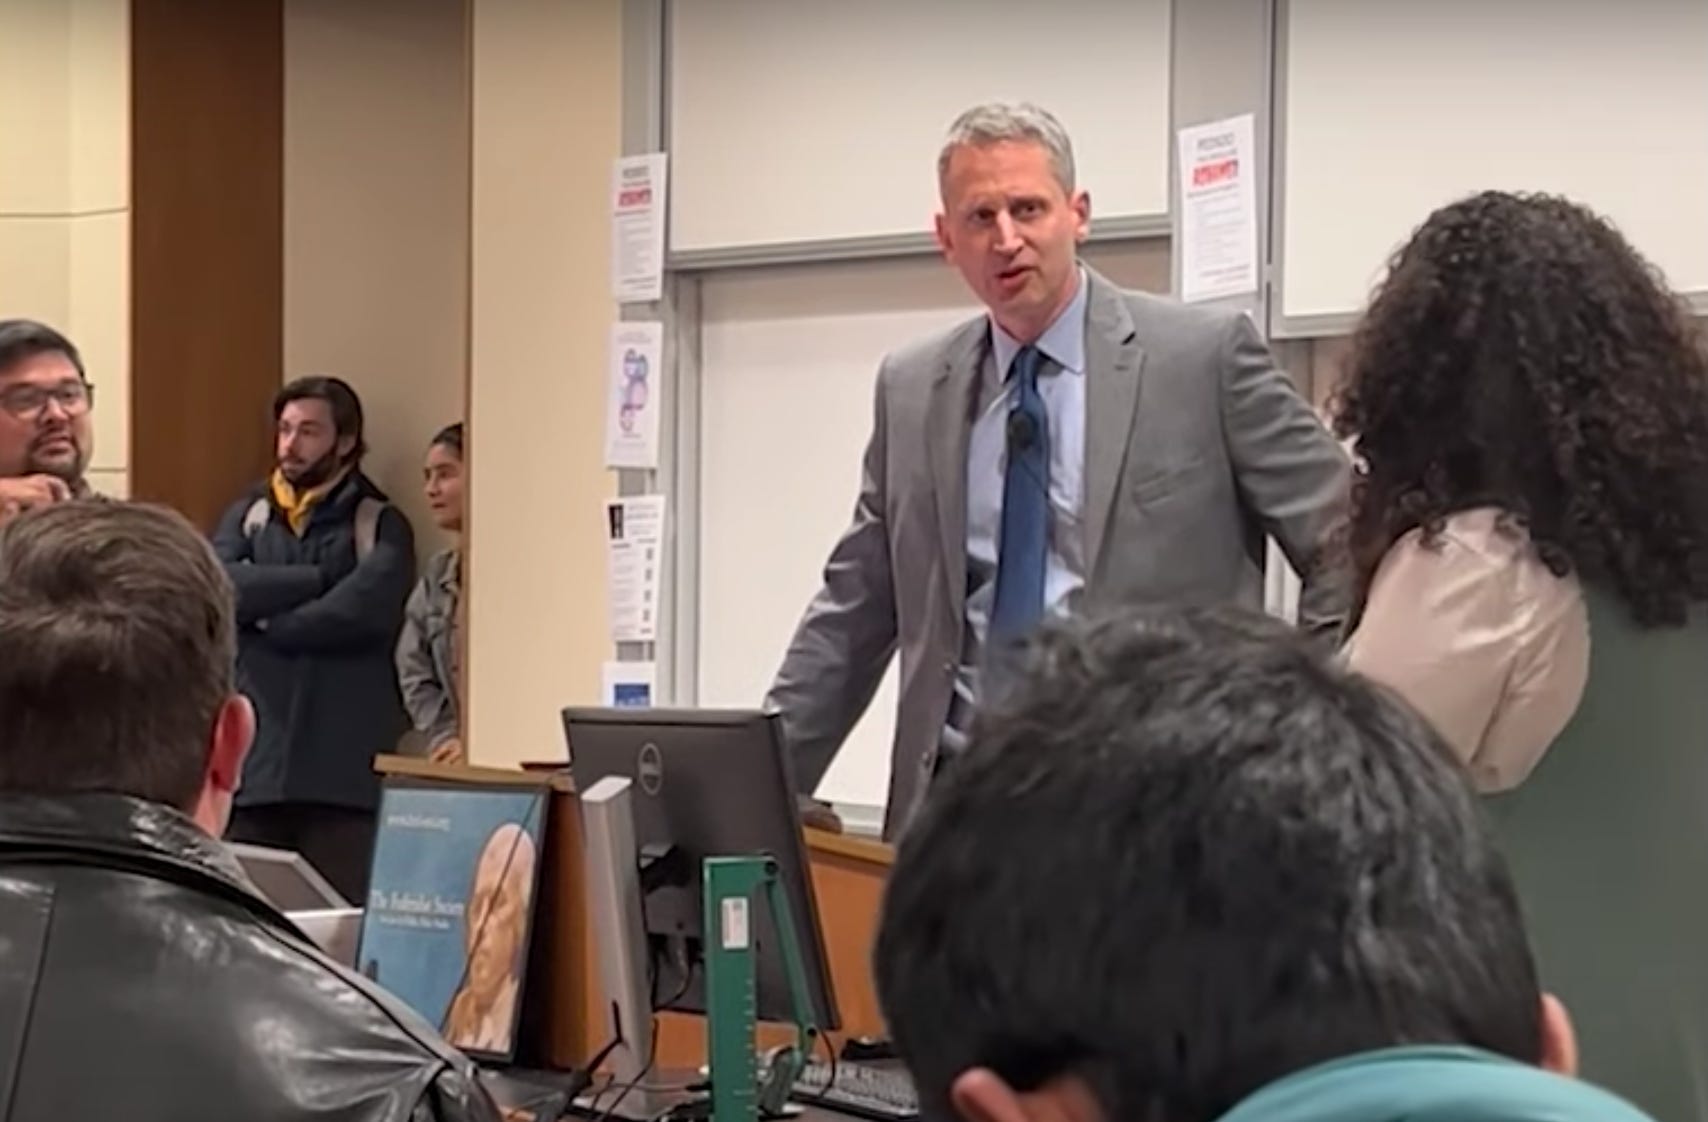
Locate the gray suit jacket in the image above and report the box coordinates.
[766,268,1350,839]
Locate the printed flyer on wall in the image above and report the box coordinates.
[1177,112,1258,304]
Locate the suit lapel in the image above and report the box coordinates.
[928,320,988,626]
[1082,270,1146,577]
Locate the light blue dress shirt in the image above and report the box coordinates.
[943,269,1089,751]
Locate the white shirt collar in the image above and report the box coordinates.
[989,265,1090,381]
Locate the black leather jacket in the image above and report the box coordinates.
[0,793,501,1122]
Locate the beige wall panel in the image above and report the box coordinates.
[68,0,128,214]
[0,0,71,214]
[283,0,470,556]
[465,0,622,768]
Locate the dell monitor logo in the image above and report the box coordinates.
[637,742,664,795]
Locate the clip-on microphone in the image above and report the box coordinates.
[1006,410,1037,452]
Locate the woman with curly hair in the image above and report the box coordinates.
[1340,189,1708,1120]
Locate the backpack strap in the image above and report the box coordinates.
[241,497,270,540]
[245,493,384,561]
[353,497,384,562]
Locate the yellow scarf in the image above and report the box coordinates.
[269,467,347,536]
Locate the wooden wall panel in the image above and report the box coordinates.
[130,0,283,530]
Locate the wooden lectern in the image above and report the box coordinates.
[373,755,893,1072]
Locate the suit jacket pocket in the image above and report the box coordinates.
[1126,452,1211,506]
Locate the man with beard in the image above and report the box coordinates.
[213,375,416,902]
[0,319,95,522]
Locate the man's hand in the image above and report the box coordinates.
[0,474,72,525]
[798,797,844,835]
[429,737,467,766]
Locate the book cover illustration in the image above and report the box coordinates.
[359,783,548,1060]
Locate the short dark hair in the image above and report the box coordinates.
[431,421,464,457]
[274,375,367,464]
[0,318,86,382]
[0,501,237,813]
[874,607,1542,1122]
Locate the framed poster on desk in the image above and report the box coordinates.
[357,778,550,1063]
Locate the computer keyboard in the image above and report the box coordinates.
[792,1057,920,1121]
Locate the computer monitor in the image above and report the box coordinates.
[293,906,362,966]
[562,707,841,1036]
[229,841,349,911]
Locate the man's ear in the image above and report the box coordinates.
[190,694,255,837]
[1071,189,1092,242]
[950,1069,1103,1122]
[951,1069,1036,1122]
[1539,992,1579,1077]
[207,693,256,795]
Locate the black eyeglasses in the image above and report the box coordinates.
[0,381,94,421]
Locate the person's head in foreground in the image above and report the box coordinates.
[0,500,499,1122]
[874,607,1657,1122]
[0,499,253,829]
[1334,189,1708,627]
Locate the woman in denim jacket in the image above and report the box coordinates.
[396,423,465,763]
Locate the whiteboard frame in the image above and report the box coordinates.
[1267,0,1708,340]
[657,0,1173,271]
[669,214,1172,273]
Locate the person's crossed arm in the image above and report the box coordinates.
[263,508,415,653]
[211,497,328,624]
[212,497,416,651]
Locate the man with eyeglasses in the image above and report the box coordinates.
[0,319,95,524]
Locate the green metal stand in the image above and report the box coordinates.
[703,855,820,1122]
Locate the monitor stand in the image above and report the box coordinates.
[580,776,669,1122]
[702,855,821,1122]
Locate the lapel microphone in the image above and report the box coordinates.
[1007,410,1038,452]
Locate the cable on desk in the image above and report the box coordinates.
[589,966,694,1122]
[816,1029,838,1093]
[590,1018,660,1122]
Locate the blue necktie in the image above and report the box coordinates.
[990,345,1050,644]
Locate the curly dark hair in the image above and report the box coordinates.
[1332,190,1708,627]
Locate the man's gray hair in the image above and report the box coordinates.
[938,102,1076,195]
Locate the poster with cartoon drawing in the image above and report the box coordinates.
[605,320,663,469]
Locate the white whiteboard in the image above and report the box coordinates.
[667,0,1171,255]
[696,244,1167,819]
[1280,0,1708,323]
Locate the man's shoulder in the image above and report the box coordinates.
[1098,277,1248,345]
[351,470,395,506]
[213,928,491,1116]
[4,845,487,1118]
[879,311,989,383]
[234,478,272,504]
[222,479,273,518]
[351,473,414,534]
[98,874,476,1087]
[240,920,472,1069]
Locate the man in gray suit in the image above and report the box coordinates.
[767,102,1350,840]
